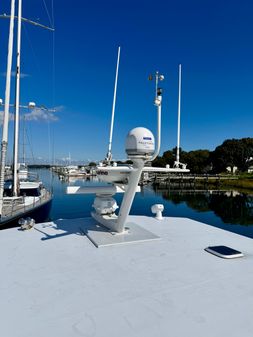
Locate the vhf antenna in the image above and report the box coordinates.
[175,64,182,167]
[174,64,187,169]
[106,46,121,163]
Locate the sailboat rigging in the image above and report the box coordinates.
[0,0,15,216]
[0,0,54,226]
[13,0,22,196]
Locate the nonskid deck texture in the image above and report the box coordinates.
[1,216,253,337]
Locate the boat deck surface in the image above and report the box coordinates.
[1,215,253,337]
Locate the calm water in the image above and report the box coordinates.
[38,168,253,239]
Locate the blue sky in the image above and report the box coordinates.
[0,0,252,163]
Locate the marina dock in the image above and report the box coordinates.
[148,173,238,188]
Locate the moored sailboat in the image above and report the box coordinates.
[0,0,53,227]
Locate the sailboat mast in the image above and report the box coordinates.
[176,64,182,164]
[22,115,26,163]
[0,0,16,215]
[107,46,121,162]
[13,0,22,196]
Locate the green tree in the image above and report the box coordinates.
[151,137,253,174]
[185,150,211,174]
[152,156,167,167]
[211,138,253,172]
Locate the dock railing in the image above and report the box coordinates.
[148,173,239,188]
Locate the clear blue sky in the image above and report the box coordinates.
[0,0,252,164]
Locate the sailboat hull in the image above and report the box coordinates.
[0,196,52,229]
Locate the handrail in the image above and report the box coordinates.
[1,189,52,218]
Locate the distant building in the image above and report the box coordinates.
[226,166,238,174]
[248,166,253,173]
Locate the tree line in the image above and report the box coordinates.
[152,137,253,174]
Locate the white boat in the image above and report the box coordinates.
[17,162,28,180]
[0,0,53,227]
[1,66,253,337]
[58,165,88,179]
[1,179,52,226]
[66,167,87,177]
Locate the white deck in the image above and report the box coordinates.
[1,216,253,337]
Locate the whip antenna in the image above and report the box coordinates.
[106,46,121,163]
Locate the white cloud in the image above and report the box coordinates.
[24,107,58,122]
[0,110,14,124]
[24,105,63,122]
[0,105,63,124]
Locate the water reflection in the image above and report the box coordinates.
[36,169,253,238]
[156,188,253,226]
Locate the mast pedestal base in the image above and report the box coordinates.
[86,220,160,248]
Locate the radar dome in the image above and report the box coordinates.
[125,127,155,156]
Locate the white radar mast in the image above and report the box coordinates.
[67,71,164,246]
